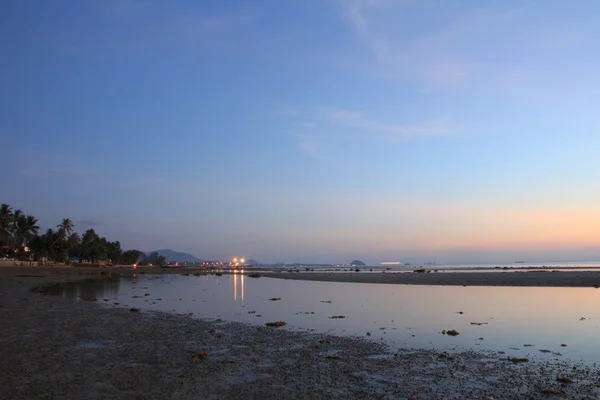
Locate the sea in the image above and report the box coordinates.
[56,271,600,365]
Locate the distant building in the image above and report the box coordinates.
[201,261,223,268]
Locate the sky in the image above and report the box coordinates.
[2,0,600,265]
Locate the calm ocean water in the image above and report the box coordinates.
[60,273,600,364]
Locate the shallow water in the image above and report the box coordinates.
[63,273,600,364]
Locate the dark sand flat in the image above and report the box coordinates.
[1,267,600,399]
[261,270,600,287]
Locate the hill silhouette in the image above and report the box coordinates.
[149,249,202,262]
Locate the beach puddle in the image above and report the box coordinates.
[226,374,272,384]
[74,340,112,349]
[49,273,600,364]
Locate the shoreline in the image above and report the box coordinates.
[1,269,600,398]
[4,265,600,287]
[260,270,600,287]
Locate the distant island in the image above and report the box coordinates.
[350,260,366,266]
[149,249,202,263]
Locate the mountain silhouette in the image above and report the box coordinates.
[148,249,202,262]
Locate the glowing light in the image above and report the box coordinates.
[233,257,238,262]
[132,264,137,269]
[240,258,245,263]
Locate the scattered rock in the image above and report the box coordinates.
[446,330,459,336]
[539,387,563,395]
[129,308,140,312]
[508,357,529,363]
[265,321,287,328]
[556,376,572,384]
[269,298,281,301]
[192,351,209,363]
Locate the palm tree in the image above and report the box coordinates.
[51,218,74,248]
[0,203,13,241]
[57,218,74,240]
[21,215,40,245]
[10,209,23,249]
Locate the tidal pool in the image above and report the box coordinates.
[62,272,600,364]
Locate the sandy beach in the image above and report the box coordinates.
[261,270,600,287]
[1,266,600,399]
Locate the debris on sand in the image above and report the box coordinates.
[326,355,340,360]
[129,308,140,312]
[320,300,332,303]
[269,297,281,301]
[556,376,572,384]
[265,321,287,328]
[539,387,563,395]
[561,344,567,347]
[192,351,209,363]
[329,316,347,319]
[508,357,529,363]
[446,329,460,336]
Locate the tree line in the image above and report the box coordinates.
[0,203,166,266]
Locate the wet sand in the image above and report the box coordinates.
[1,268,600,399]
[261,270,600,287]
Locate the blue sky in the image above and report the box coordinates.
[2,0,600,264]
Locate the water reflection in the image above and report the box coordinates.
[58,274,600,363]
[233,270,244,301]
[53,276,121,301]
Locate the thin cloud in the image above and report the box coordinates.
[327,108,453,141]
[151,178,168,185]
[276,107,303,117]
[19,166,94,178]
[76,220,103,229]
[296,135,321,159]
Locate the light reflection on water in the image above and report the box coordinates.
[66,273,600,363]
